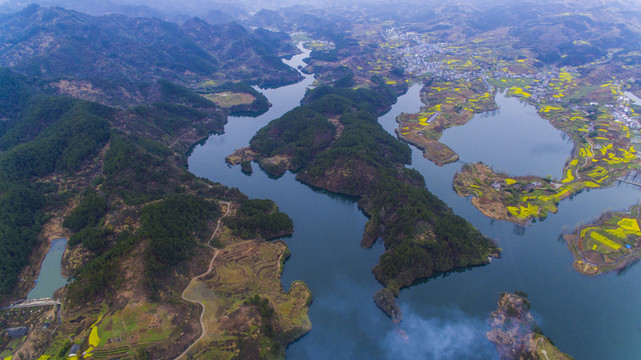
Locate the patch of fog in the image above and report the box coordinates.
[382,306,498,360]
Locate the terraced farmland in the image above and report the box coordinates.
[179,240,311,359]
[91,346,133,360]
[396,78,497,165]
[566,206,641,275]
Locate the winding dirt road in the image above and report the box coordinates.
[175,201,231,360]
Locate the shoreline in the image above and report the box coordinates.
[10,214,70,305]
[565,206,641,276]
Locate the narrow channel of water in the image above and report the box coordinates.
[27,238,67,299]
[188,56,641,359]
[188,47,394,359]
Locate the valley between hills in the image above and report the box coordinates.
[1,1,641,359]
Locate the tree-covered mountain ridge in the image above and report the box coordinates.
[0,54,307,358]
[0,4,301,106]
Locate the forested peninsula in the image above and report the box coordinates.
[229,80,500,319]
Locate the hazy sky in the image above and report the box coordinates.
[0,0,304,14]
[2,0,641,18]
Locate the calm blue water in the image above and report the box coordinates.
[439,91,574,179]
[27,237,67,299]
[188,58,641,359]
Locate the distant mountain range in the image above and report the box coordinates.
[0,4,301,105]
[306,0,641,68]
[0,0,245,18]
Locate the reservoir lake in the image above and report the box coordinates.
[27,237,67,299]
[188,50,641,359]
